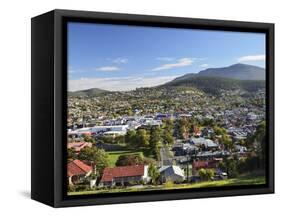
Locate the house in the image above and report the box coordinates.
[192,159,221,175]
[100,165,150,187]
[190,137,219,150]
[234,145,247,153]
[159,165,185,183]
[67,142,92,152]
[68,159,93,185]
[196,150,230,159]
[182,143,199,153]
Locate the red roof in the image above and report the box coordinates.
[101,165,145,182]
[67,142,92,152]
[193,160,218,169]
[67,159,92,177]
[193,161,209,169]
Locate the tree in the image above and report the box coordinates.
[214,125,227,136]
[136,129,150,147]
[125,130,137,147]
[219,134,233,150]
[68,148,76,160]
[198,168,214,181]
[176,118,189,139]
[116,154,144,166]
[149,126,162,159]
[254,121,266,169]
[82,134,95,144]
[78,146,109,176]
[219,158,238,178]
[238,156,260,173]
[163,119,174,146]
[148,164,160,185]
[150,126,162,146]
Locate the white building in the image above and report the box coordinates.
[159,165,185,183]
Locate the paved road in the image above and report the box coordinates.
[160,147,174,166]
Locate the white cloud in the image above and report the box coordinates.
[200,64,209,68]
[156,57,174,61]
[95,66,120,71]
[151,58,193,71]
[238,54,265,62]
[112,57,128,64]
[68,75,178,92]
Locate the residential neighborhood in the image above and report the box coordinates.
[67,82,266,195]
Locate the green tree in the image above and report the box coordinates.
[175,118,189,139]
[214,125,227,136]
[219,134,233,150]
[254,121,266,168]
[148,164,160,185]
[149,126,162,159]
[116,154,144,166]
[136,129,150,147]
[219,158,238,178]
[78,146,109,176]
[68,148,76,160]
[163,119,174,146]
[198,168,214,181]
[82,134,96,144]
[125,129,137,147]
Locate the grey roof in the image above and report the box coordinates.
[190,137,218,148]
[159,165,184,177]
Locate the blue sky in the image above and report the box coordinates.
[68,22,265,91]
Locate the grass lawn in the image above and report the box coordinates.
[106,145,154,167]
[68,175,266,196]
[168,175,266,189]
[107,150,145,167]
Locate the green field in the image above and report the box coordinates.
[106,145,154,167]
[68,175,266,196]
[107,150,145,167]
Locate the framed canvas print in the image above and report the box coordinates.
[31,9,274,207]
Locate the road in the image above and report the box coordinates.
[160,146,174,166]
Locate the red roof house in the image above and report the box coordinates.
[67,142,92,152]
[192,160,219,170]
[100,165,150,186]
[68,159,93,185]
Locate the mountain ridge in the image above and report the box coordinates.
[172,63,265,83]
[68,88,109,97]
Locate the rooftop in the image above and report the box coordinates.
[67,159,92,177]
[101,165,145,182]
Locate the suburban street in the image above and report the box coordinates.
[160,146,174,166]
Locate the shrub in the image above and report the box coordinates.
[164,181,174,188]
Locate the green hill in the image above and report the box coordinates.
[68,88,109,97]
[164,75,265,95]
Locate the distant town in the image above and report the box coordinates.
[67,64,266,195]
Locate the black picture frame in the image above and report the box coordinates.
[31,9,274,207]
